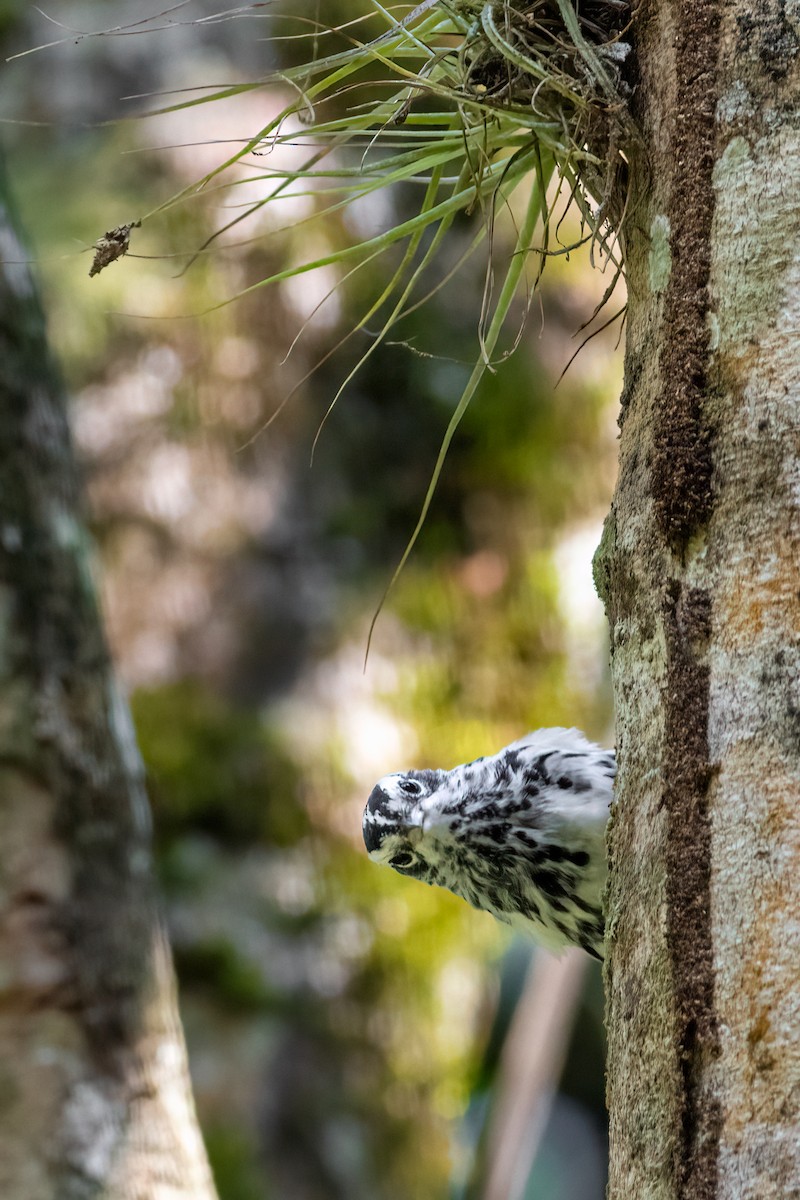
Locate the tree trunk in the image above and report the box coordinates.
[0,161,217,1198]
[594,1,800,1196]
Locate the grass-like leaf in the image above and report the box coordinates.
[94,1,632,642]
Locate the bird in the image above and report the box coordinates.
[362,728,615,959]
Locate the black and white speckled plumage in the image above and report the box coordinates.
[362,728,615,959]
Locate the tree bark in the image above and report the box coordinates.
[595,1,800,1196]
[0,161,217,1198]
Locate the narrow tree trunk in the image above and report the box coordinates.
[0,161,217,1198]
[595,1,800,1196]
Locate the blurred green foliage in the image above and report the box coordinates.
[132,682,307,846]
[204,1127,270,1200]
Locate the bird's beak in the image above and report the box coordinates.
[363,785,390,853]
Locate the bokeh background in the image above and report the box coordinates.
[2,4,622,1197]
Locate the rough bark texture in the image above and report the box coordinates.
[595,1,800,1196]
[0,161,217,1199]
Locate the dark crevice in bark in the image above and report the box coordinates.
[651,0,720,547]
[651,1,724,1194]
[663,581,721,1200]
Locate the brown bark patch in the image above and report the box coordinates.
[650,4,724,1188]
[651,0,721,547]
[663,582,721,1198]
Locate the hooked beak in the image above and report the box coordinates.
[363,785,389,853]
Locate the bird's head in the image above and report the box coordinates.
[362,769,451,880]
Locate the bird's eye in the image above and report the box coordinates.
[399,778,422,796]
[389,851,414,868]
